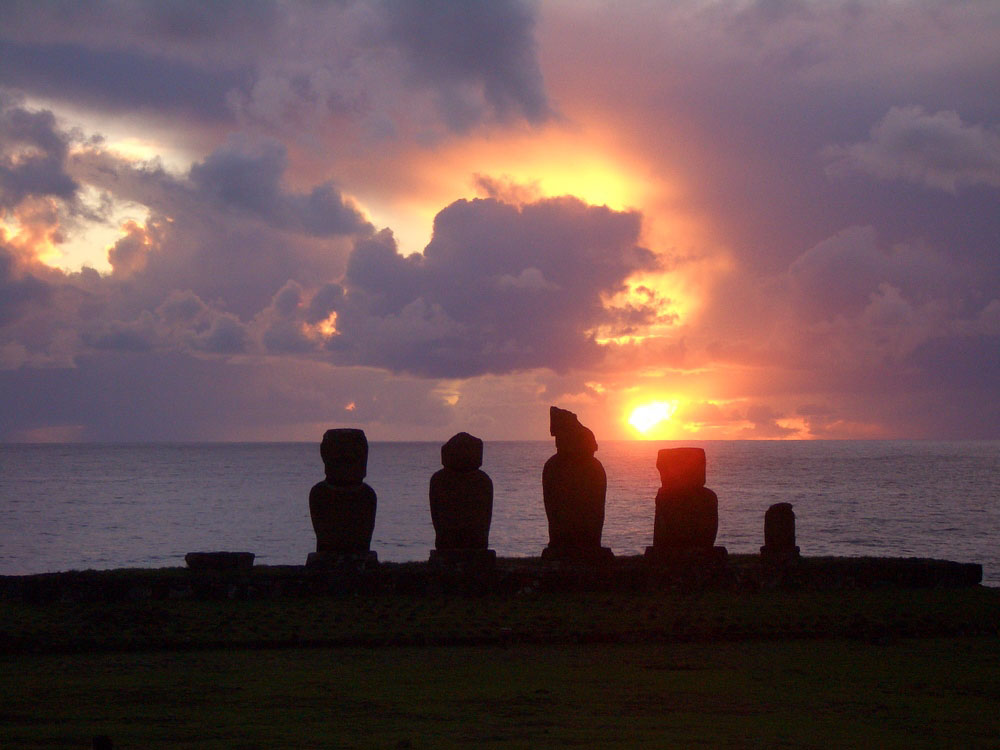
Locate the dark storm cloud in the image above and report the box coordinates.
[824,106,1000,192]
[331,196,658,377]
[0,39,250,121]
[0,93,77,207]
[0,246,51,326]
[0,0,551,136]
[188,136,370,236]
[383,0,552,128]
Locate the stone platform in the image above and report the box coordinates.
[0,555,984,604]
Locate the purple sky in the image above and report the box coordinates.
[1,0,998,441]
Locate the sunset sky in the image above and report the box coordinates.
[1,0,998,442]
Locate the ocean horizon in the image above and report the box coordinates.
[2,439,997,584]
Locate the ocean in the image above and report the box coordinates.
[1,441,997,584]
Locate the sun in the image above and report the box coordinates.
[628,401,678,436]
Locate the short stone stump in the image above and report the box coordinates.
[185,551,255,571]
[541,545,615,565]
[305,551,379,571]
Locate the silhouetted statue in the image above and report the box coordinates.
[541,406,612,562]
[647,447,726,562]
[761,502,800,563]
[428,432,496,567]
[307,428,377,568]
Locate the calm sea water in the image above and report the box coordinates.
[1,441,997,584]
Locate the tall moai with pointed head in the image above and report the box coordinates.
[541,406,612,561]
[648,447,722,559]
[429,432,495,565]
[307,428,377,567]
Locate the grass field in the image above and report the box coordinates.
[3,638,999,748]
[2,585,998,748]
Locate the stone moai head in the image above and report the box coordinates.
[320,428,369,485]
[656,447,706,490]
[764,502,796,548]
[441,431,483,472]
[550,406,598,456]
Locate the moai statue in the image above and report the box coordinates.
[428,432,496,567]
[760,502,800,563]
[541,406,613,562]
[646,447,725,562]
[307,428,378,568]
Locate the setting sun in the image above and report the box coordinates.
[628,401,678,435]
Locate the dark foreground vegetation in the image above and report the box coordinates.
[1,562,997,748]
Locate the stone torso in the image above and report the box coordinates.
[542,452,607,552]
[429,468,494,550]
[309,480,377,554]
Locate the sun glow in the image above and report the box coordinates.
[628,400,678,435]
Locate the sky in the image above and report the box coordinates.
[1,0,999,442]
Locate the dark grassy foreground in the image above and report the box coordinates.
[3,639,998,749]
[2,585,999,748]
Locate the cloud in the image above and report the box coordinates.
[383,0,552,129]
[0,1,551,140]
[0,245,51,325]
[0,93,77,208]
[68,144,364,320]
[332,196,658,377]
[190,312,248,354]
[0,38,250,122]
[1,1,998,441]
[188,135,370,236]
[787,226,962,321]
[824,106,1000,192]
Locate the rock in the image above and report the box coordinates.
[320,428,369,485]
[440,431,483,471]
[761,502,800,562]
[184,551,255,571]
[542,406,611,560]
[650,448,720,553]
[309,429,377,558]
